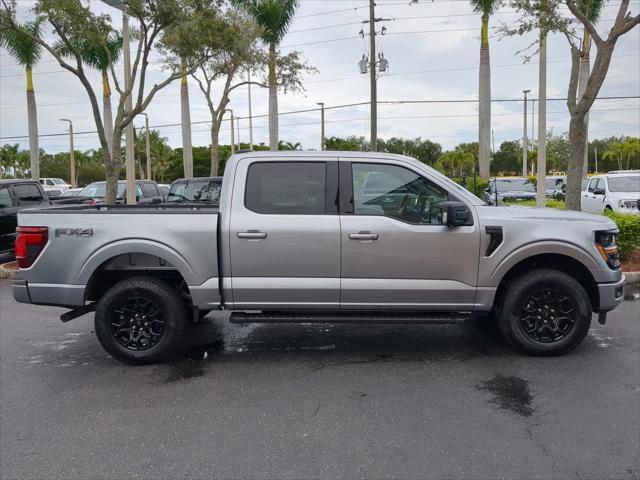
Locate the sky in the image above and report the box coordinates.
[0,0,639,155]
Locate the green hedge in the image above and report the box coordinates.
[605,211,640,260]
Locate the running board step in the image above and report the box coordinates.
[230,312,471,325]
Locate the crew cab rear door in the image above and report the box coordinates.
[338,158,480,310]
[228,158,340,309]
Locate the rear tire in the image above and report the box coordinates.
[497,268,592,356]
[95,276,187,365]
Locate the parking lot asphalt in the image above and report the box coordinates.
[0,278,638,480]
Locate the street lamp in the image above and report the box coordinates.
[317,102,325,151]
[522,89,531,177]
[59,119,75,187]
[139,112,151,181]
[99,0,135,204]
[225,109,235,154]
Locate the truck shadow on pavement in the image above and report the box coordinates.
[164,316,515,382]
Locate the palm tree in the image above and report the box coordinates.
[602,141,625,170]
[471,0,500,180]
[0,20,42,179]
[576,0,604,175]
[181,58,194,177]
[236,0,299,151]
[278,140,301,150]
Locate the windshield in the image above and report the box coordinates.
[545,178,564,188]
[495,178,535,192]
[608,176,640,193]
[167,179,222,204]
[79,183,126,198]
[52,178,67,185]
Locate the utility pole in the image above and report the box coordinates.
[247,69,254,150]
[594,146,598,173]
[369,0,377,152]
[226,109,235,154]
[317,102,325,150]
[141,113,151,181]
[536,3,548,209]
[123,9,136,204]
[60,119,75,186]
[522,89,530,177]
[237,116,241,147]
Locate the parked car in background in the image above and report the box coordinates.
[581,171,640,215]
[484,177,537,205]
[545,176,566,200]
[60,188,83,197]
[167,177,223,204]
[157,184,170,201]
[0,179,51,260]
[78,180,164,204]
[39,178,71,193]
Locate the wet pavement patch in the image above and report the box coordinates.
[477,374,534,417]
[166,358,206,382]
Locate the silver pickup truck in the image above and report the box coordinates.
[12,152,625,364]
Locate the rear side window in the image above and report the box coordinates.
[0,187,14,208]
[141,183,159,197]
[11,184,44,206]
[245,162,326,215]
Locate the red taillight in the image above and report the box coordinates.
[15,226,48,269]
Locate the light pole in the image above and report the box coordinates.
[369,0,377,152]
[226,109,235,154]
[237,116,241,147]
[536,0,548,208]
[140,113,151,181]
[317,102,325,151]
[100,0,135,204]
[522,89,530,177]
[247,69,254,150]
[60,119,75,187]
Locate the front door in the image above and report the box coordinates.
[339,160,480,311]
[582,178,604,213]
[229,159,340,309]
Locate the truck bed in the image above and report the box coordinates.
[15,203,220,308]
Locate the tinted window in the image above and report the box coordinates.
[0,187,13,208]
[80,183,126,198]
[581,178,590,191]
[608,176,640,193]
[495,178,535,192]
[245,162,326,215]
[12,183,44,206]
[352,163,448,225]
[141,183,159,197]
[588,178,601,193]
[168,179,222,204]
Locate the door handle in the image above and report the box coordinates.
[349,232,378,241]
[237,231,267,239]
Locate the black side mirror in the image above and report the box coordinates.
[593,188,605,195]
[441,201,472,227]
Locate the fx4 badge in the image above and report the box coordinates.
[54,228,94,238]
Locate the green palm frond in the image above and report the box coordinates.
[0,19,42,68]
[576,0,605,23]
[470,0,501,16]
[55,32,123,72]
[234,0,299,44]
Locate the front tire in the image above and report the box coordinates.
[497,268,592,356]
[94,276,187,365]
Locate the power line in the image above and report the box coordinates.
[1,97,638,140]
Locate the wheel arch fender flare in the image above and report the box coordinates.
[77,239,197,286]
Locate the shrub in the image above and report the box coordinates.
[605,211,640,260]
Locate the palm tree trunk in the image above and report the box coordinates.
[181,60,194,178]
[478,14,491,180]
[102,70,114,156]
[25,66,39,180]
[210,121,221,176]
[578,30,591,176]
[268,43,279,151]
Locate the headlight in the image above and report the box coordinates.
[618,200,626,208]
[595,231,621,270]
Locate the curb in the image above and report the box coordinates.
[0,262,17,280]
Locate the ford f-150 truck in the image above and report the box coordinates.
[12,152,625,364]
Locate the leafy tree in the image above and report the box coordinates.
[378,137,442,166]
[492,140,521,174]
[0,19,42,179]
[324,136,369,152]
[436,150,475,177]
[502,0,639,210]
[235,0,300,151]
[546,130,570,172]
[470,0,501,179]
[1,0,218,203]
[279,140,301,150]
